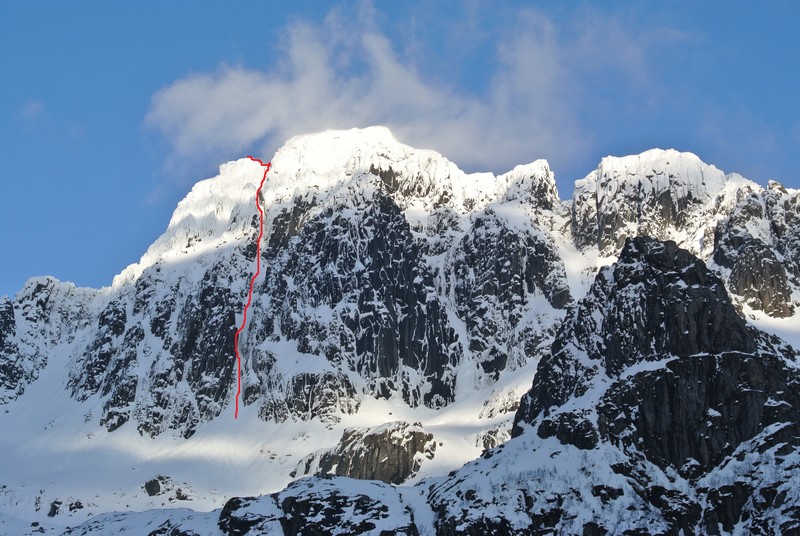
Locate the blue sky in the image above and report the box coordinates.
[1,1,799,297]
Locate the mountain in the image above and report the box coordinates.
[0,127,798,534]
[573,149,799,319]
[58,238,800,535]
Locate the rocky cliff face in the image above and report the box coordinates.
[62,236,800,535]
[514,237,757,434]
[0,277,97,404]
[713,180,800,317]
[294,421,436,485]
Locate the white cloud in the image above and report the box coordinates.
[18,100,45,122]
[145,5,656,179]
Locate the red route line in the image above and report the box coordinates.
[234,156,271,419]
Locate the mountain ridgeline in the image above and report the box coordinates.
[2,127,799,534]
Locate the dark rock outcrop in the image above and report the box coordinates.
[598,351,800,472]
[0,297,15,349]
[0,296,21,402]
[713,184,798,317]
[294,421,436,484]
[500,237,800,533]
[514,237,758,436]
[259,370,360,424]
[144,477,165,497]
[47,501,61,518]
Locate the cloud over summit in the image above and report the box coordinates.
[145,6,656,184]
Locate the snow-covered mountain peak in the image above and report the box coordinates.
[571,148,753,256]
[268,126,435,195]
[584,148,727,204]
[15,276,99,310]
[268,126,562,214]
[495,160,559,206]
[115,127,565,286]
[273,125,405,177]
[269,127,452,213]
[119,124,417,283]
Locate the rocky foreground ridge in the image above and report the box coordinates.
[0,127,799,534]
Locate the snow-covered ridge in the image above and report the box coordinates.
[584,148,727,202]
[266,126,555,209]
[113,127,562,287]
[113,157,267,285]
